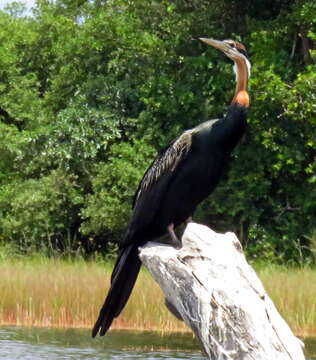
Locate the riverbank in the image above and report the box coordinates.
[0,255,315,337]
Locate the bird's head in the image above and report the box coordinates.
[200,38,251,78]
[200,38,251,107]
[200,38,248,61]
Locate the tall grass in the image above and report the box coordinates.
[0,254,186,332]
[256,264,316,336]
[0,252,315,335]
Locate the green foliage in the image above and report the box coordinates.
[20,94,121,177]
[81,140,156,235]
[0,0,315,262]
[0,170,83,251]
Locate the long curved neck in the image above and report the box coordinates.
[232,57,250,108]
[217,57,249,154]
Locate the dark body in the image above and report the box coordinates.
[126,104,247,244]
[92,102,247,337]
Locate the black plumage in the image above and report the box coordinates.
[92,38,250,337]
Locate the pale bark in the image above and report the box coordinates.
[139,223,306,360]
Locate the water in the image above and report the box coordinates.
[0,326,315,359]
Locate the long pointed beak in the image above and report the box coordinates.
[199,38,229,52]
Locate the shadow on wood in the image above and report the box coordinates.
[139,223,306,360]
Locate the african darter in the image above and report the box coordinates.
[92,38,251,337]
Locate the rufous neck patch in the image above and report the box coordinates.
[233,90,250,108]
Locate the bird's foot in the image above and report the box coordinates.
[167,224,182,249]
[185,216,193,224]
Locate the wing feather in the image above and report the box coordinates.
[124,120,220,245]
[133,130,193,208]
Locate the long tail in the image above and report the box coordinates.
[92,243,141,337]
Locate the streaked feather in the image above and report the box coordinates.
[134,130,193,205]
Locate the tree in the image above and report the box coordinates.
[0,0,315,262]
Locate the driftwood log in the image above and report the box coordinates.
[139,223,305,360]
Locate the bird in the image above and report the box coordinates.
[92,38,251,337]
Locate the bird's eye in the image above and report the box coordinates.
[224,41,236,48]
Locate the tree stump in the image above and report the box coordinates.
[139,223,306,360]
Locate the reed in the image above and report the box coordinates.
[0,255,186,332]
[256,264,316,337]
[0,254,315,336]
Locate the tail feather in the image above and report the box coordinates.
[92,243,141,337]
